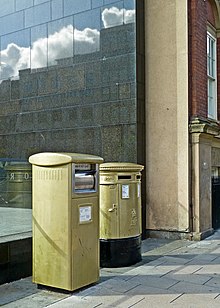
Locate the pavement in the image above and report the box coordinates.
[2,230,220,307]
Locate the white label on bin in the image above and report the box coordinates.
[79,206,92,223]
[122,184,129,199]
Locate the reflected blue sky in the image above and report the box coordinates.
[1,28,30,49]
[74,8,101,31]
[25,2,51,28]
[15,0,34,11]
[92,0,103,9]
[0,0,135,80]
[52,0,63,20]
[64,0,91,16]
[0,11,24,36]
[0,0,15,18]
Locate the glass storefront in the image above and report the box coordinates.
[0,0,137,238]
[0,159,32,237]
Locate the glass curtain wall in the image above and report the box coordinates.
[0,0,136,238]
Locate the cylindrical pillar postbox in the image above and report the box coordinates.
[99,162,144,267]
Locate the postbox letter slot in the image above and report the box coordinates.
[118,175,131,180]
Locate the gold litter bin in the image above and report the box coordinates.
[99,162,144,267]
[4,162,32,208]
[29,152,103,291]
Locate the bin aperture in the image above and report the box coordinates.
[73,163,97,192]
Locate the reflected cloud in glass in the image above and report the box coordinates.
[0,6,135,81]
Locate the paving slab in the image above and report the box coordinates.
[195,263,220,276]
[204,276,220,288]
[169,263,203,275]
[170,293,220,308]
[168,279,220,295]
[95,277,141,293]
[166,272,212,285]
[136,274,178,289]
[2,231,220,307]
[126,294,184,308]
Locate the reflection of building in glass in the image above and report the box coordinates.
[0,0,141,213]
[0,3,135,80]
[0,0,139,163]
[0,0,142,285]
[0,22,138,163]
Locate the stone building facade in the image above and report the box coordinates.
[145,0,220,240]
[2,1,220,282]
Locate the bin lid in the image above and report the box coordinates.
[29,152,104,166]
[100,162,144,172]
[4,161,31,171]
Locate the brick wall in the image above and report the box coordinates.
[189,0,208,118]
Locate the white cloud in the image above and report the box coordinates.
[31,24,74,68]
[102,7,135,28]
[0,25,100,79]
[74,28,100,55]
[1,43,29,79]
[0,7,134,80]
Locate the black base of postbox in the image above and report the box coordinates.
[100,235,142,268]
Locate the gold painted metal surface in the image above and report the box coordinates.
[29,152,103,291]
[100,184,119,238]
[29,152,103,166]
[99,163,144,240]
[4,162,32,208]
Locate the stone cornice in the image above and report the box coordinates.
[189,116,220,136]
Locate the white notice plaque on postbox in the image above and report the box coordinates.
[122,184,129,199]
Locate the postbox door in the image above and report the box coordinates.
[118,182,141,238]
[100,184,119,239]
[71,196,99,290]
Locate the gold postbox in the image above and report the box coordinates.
[99,162,144,267]
[29,152,103,291]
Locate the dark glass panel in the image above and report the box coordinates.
[0,0,15,17]
[25,2,51,28]
[74,9,101,55]
[0,29,31,80]
[63,0,91,16]
[0,11,24,36]
[15,0,34,11]
[52,0,63,20]
[104,0,118,4]
[101,1,124,29]
[74,8,101,31]
[1,28,30,49]
[31,24,48,69]
[123,0,135,24]
[0,159,32,236]
[124,0,135,10]
[0,40,1,80]
[92,0,103,8]
[48,16,73,66]
[34,0,49,4]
